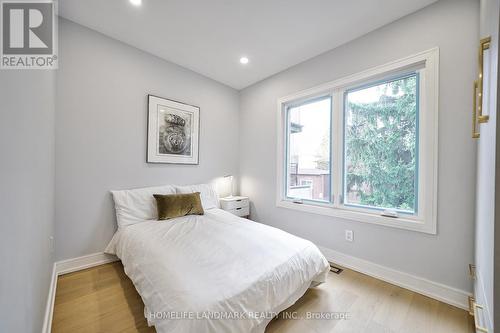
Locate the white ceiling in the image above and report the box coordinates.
[59,0,438,90]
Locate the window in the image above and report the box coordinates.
[286,97,331,203]
[344,73,418,214]
[300,180,313,187]
[277,49,438,234]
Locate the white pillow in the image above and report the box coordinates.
[175,183,220,210]
[111,185,176,227]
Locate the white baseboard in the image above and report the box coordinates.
[55,252,119,275]
[41,263,57,333]
[41,252,119,333]
[319,245,471,310]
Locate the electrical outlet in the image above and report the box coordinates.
[345,230,354,242]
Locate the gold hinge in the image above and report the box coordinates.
[468,296,475,316]
[469,264,476,280]
[473,301,489,332]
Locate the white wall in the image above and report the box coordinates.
[55,19,240,260]
[0,71,55,332]
[476,0,500,329]
[239,0,478,292]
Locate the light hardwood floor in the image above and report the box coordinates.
[52,262,473,333]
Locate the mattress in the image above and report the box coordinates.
[105,208,329,333]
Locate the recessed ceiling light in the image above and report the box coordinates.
[240,57,249,65]
[130,0,142,6]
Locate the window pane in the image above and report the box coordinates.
[344,74,418,213]
[286,97,331,202]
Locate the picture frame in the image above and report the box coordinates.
[147,95,200,164]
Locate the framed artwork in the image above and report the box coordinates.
[147,95,200,164]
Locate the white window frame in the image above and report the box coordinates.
[276,48,438,234]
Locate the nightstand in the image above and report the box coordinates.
[220,196,250,218]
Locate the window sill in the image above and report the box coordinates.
[276,200,436,234]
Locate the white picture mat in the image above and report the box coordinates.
[147,95,200,164]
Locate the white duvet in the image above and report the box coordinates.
[106,208,329,333]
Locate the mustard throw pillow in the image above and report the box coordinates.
[153,192,204,220]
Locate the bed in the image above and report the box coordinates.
[106,184,330,333]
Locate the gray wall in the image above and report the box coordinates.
[239,0,478,292]
[55,19,240,260]
[0,71,55,332]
